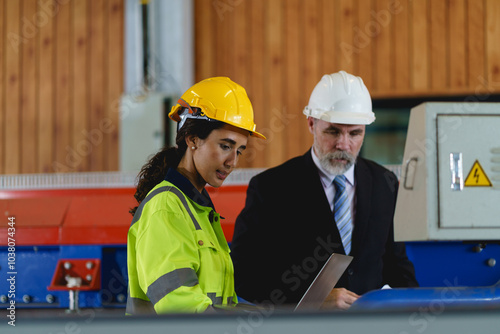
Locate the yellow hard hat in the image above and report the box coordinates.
[169,77,265,139]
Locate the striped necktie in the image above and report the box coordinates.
[333,175,352,255]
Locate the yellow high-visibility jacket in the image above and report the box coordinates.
[126,169,237,314]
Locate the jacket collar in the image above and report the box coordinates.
[165,168,215,209]
[303,149,337,218]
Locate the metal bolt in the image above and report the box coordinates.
[86,261,94,270]
[487,258,497,267]
[68,290,80,313]
[0,295,7,303]
[473,244,485,253]
[23,295,31,303]
[117,294,126,303]
[64,262,72,270]
[86,274,93,282]
[46,294,55,304]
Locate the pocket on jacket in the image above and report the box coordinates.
[193,229,224,292]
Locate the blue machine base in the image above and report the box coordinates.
[351,282,500,311]
[351,241,500,310]
[0,245,127,309]
[405,241,500,287]
[1,241,499,309]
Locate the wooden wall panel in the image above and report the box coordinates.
[21,0,37,174]
[265,0,285,167]
[338,0,355,74]
[246,0,265,168]
[0,0,124,174]
[5,0,21,173]
[286,0,306,159]
[393,0,410,91]
[195,0,500,168]
[233,0,249,90]
[89,0,105,171]
[321,0,336,76]
[0,0,5,175]
[194,0,214,80]
[106,0,124,171]
[2,0,500,173]
[374,0,392,91]
[410,0,429,91]
[486,0,500,87]
[467,0,485,91]
[303,0,320,90]
[449,0,466,88]
[357,0,374,90]
[54,1,71,173]
[38,0,55,173]
[430,0,447,89]
[72,0,89,172]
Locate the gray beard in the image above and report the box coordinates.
[318,150,356,176]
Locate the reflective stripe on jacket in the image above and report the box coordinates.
[126,180,237,314]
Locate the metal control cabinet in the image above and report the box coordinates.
[395,102,500,241]
[119,93,173,172]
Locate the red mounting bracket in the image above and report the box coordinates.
[48,259,101,291]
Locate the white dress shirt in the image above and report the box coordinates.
[311,148,356,226]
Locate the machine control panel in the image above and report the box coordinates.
[395,102,500,241]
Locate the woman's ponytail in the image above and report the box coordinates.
[129,146,183,215]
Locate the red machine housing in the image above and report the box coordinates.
[0,185,248,247]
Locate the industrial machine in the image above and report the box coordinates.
[352,102,500,310]
[0,173,136,310]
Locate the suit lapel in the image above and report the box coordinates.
[352,158,372,256]
[303,149,340,236]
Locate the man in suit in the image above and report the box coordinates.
[230,71,418,310]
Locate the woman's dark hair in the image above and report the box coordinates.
[129,118,225,215]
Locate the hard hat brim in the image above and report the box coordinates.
[170,104,266,139]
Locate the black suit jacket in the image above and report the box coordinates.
[230,150,418,305]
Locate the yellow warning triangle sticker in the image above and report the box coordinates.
[464,160,492,187]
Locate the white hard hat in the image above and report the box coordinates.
[303,71,375,125]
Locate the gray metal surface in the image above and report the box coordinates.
[3,307,500,334]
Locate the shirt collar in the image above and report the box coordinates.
[311,147,355,187]
[164,168,215,209]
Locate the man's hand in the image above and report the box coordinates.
[321,288,360,310]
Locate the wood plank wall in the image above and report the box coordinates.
[2,0,499,174]
[195,0,500,169]
[0,0,124,174]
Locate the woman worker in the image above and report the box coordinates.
[126,77,265,314]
